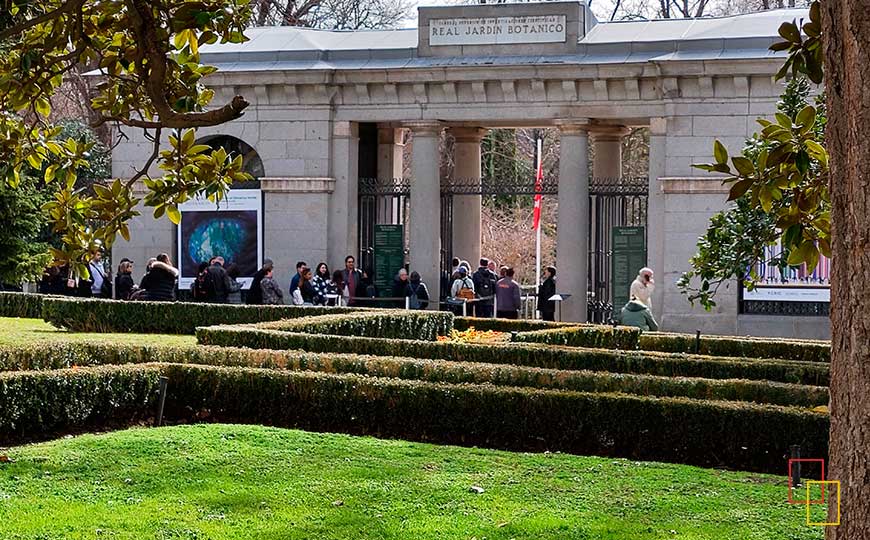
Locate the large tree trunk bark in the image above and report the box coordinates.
[822,1,870,538]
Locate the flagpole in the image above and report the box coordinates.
[535,137,542,319]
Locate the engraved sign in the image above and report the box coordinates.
[430,15,567,46]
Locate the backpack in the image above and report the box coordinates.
[457,278,475,300]
[408,283,422,309]
[474,269,495,298]
[193,268,216,301]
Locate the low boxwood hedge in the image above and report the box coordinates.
[0,365,161,443]
[197,326,830,386]
[256,311,453,341]
[513,325,640,350]
[0,342,828,407]
[41,296,362,334]
[0,291,43,319]
[639,332,830,363]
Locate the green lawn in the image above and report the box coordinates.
[0,424,822,540]
[0,317,195,347]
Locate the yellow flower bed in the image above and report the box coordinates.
[437,327,509,344]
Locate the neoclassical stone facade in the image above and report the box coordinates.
[112,1,830,338]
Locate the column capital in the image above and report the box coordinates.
[450,127,488,143]
[556,120,590,136]
[404,121,443,136]
[588,124,631,141]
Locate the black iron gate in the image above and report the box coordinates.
[358,175,647,319]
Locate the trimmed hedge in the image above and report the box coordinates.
[0,365,161,443]
[41,296,361,334]
[453,317,577,333]
[256,311,453,341]
[0,342,828,407]
[197,326,831,386]
[0,291,44,319]
[639,332,830,363]
[513,325,640,350]
[0,362,829,472]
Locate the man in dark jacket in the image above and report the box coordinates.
[207,256,234,303]
[341,255,364,305]
[472,258,498,318]
[142,253,178,301]
[538,265,557,321]
[495,267,522,319]
[247,258,273,305]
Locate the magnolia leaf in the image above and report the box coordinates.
[728,179,754,201]
[778,21,802,44]
[796,105,816,128]
[732,157,755,176]
[713,140,728,165]
[758,187,773,212]
[167,205,182,224]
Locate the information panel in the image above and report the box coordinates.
[374,224,405,294]
[177,189,262,290]
[611,226,647,310]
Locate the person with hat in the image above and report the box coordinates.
[247,258,274,305]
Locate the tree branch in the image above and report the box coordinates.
[0,0,85,41]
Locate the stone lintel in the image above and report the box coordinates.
[660,177,730,194]
[260,177,335,193]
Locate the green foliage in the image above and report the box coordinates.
[41,296,361,334]
[0,365,160,442]
[0,178,51,284]
[197,326,830,386]
[512,325,640,350]
[639,332,830,363]
[684,74,828,308]
[1,0,254,274]
[0,292,43,318]
[0,341,829,408]
[257,311,454,342]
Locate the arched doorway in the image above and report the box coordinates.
[196,135,265,179]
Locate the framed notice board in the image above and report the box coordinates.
[611,226,647,309]
[374,224,405,293]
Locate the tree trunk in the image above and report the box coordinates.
[822,1,870,537]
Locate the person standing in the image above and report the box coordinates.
[495,267,522,319]
[260,267,284,305]
[247,259,273,305]
[115,259,135,300]
[312,262,331,305]
[225,263,243,305]
[392,268,410,308]
[630,267,655,309]
[329,269,346,306]
[406,271,430,310]
[289,261,307,294]
[472,258,498,318]
[538,265,557,321]
[297,267,318,305]
[143,253,178,301]
[207,256,234,303]
[341,255,363,305]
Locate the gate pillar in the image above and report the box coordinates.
[556,122,590,322]
[407,121,443,305]
[590,126,628,180]
[450,127,488,266]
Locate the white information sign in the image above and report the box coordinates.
[430,15,567,46]
[176,189,263,290]
[743,286,830,303]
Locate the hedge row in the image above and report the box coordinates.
[0,291,43,319]
[453,317,577,333]
[197,326,830,386]
[255,311,453,341]
[0,342,828,407]
[41,296,361,334]
[639,332,830,363]
[1,362,824,474]
[0,365,161,443]
[513,325,640,350]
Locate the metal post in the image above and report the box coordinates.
[156,376,169,427]
[790,445,802,488]
[405,296,410,310]
[492,294,497,318]
[694,330,701,354]
[462,301,467,317]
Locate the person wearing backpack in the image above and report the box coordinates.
[449,266,475,315]
[191,261,213,302]
[472,258,498,318]
[206,256,234,303]
[406,271,429,310]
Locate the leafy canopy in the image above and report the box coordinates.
[0,0,254,279]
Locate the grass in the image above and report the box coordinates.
[0,317,195,347]
[0,424,823,540]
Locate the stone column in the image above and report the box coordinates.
[377,127,405,224]
[556,122,590,322]
[646,117,667,320]
[450,127,487,266]
[327,121,359,268]
[590,127,627,180]
[407,121,443,305]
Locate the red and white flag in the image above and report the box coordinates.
[532,139,543,230]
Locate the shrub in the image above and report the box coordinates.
[0,291,43,319]
[513,325,640,350]
[256,311,453,341]
[197,326,830,386]
[639,332,830,363]
[0,342,828,407]
[0,365,160,443]
[160,363,829,475]
[41,296,361,334]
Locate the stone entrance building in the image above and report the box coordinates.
[112,1,830,338]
